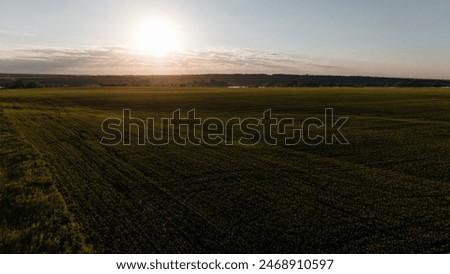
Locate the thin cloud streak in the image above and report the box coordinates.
[0,30,37,38]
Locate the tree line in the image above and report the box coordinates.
[1,74,449,88]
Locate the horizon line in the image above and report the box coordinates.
[1,72,449,82]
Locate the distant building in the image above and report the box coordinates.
[228,86,248,89]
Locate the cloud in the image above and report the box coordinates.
[0,30,36,38]
[0,46,343,75]
[0,45,449,79]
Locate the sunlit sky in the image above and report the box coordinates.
[1,0,449,78]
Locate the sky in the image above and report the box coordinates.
[1,0,449,78]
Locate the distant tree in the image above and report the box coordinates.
[9,80,26,89]
[25,81,44,88]
[5,80,44,89]
[209,79,228,87]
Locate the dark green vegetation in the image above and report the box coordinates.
[0,87,449,253]
[1,73,450,88]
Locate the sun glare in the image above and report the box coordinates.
[135,19,180,57]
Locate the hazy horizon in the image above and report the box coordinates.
[1,0,450,79]
[2,72,450,82]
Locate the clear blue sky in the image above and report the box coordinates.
[1,0,449,78]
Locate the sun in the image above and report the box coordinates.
[135,19,180,57]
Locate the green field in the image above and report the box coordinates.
[0,87,449,253]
